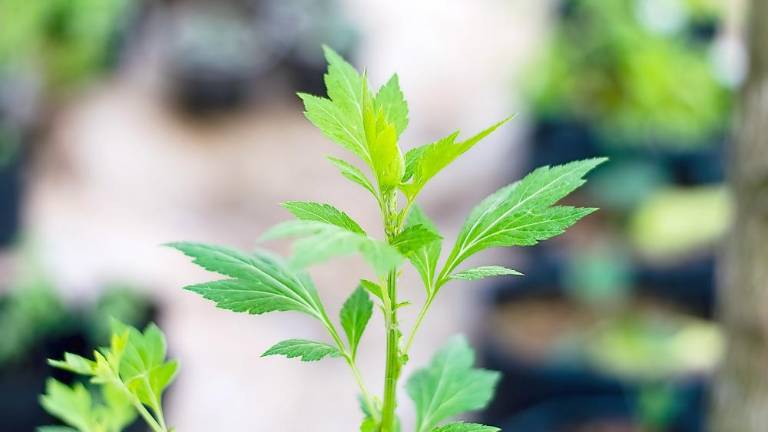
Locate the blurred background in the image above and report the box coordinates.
[0,0,751,430]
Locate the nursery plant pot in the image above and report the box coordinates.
[0,155,22,247]
[478,320,707,432]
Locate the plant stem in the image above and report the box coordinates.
[320,311,378,418]
[403,296,433,355]
[380,269,401,431]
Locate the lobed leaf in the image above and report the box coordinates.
[407,336,500,432]
[401,118,510,199]
[340,286,374,358]
[363,80,405,188]
[282,201,365,234]
[117,323,179,416]
[392,224,443,256]
[39,380,95,432]
[168,242,326,319]
[262,339,342,362]
[48,352,95,376]
[403,207,442,293]
[327,157,377,197]
[444,158,606,275]
[300,93,368,161]
[450,266,523,281]
[375,74,409,136]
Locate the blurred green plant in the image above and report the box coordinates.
[41,320,177,432]
[169,47,604,431]
[527,0,731,146]
[0,0,132,88]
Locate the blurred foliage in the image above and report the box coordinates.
[0,268,66,365]
[630,185,731,259]
[585,313,722,379]
[563,246,633,308]
[0,0,132,89]
[527,0,731,146]
[0,244,152,366]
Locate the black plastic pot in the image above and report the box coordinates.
[0,155,22,248]
[0,294,159,430]
[527,116,726,187]
[478,337,707,432]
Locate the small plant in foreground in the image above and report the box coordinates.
[168,47,605,431]
[40,321,178,432]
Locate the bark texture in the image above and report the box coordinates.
[711,2,768,430]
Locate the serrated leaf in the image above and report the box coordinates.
[300,93,368,161]
[450,266,523,280]
[168,242,326,319]
[445,158,606,275]
[48,352,96,376]
[360,279,384,301]
[118,324,178,416]
[392,224,443,256]
[432,423,500,432]
[327,157,377,196]
[375,74,409,136]
[404,207,442,292]
[262,220,402,276]
[401,118,510,199]
[99,382,137,432]
[262,339,342,362]
[282,201,365,234]
[363,80,405,187]
[407,336,500,432]
[341,286,374,358]
[39,379,95,432]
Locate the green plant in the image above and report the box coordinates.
[169,47,604,431]
[527,0,730,146]
[40,321,178,432]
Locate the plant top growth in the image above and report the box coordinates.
[41,47,604,432]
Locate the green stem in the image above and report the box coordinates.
[320,310,378,419]
[403,296,433,355]
[380,270,401,431]
[132,399,166,432]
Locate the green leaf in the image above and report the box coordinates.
[432,423,500,432]
[99,382,137,432]
[363,81,405,187]
[375,74,409,136]
[403,207,442,292]
[450,266,523,280]
[262,220,403,276]
[360,279,384,301]
[48,352,96,376]
[299,46,369,162]
[445,158,606,274]
[327,157,377,196]
[262,339,342,362]
[282,201,365,234]
[392,224,443,256]
[401,118,511,198]
[118,324,179,416]
[340,286,374,358]
[39,379,96,432]
[300,93,368,161]
[168,242,326,319]
[407,336,500,432]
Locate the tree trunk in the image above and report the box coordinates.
[711,1,768,430]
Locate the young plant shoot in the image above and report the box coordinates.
[169,47,605,431]
[40,321,178,432]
